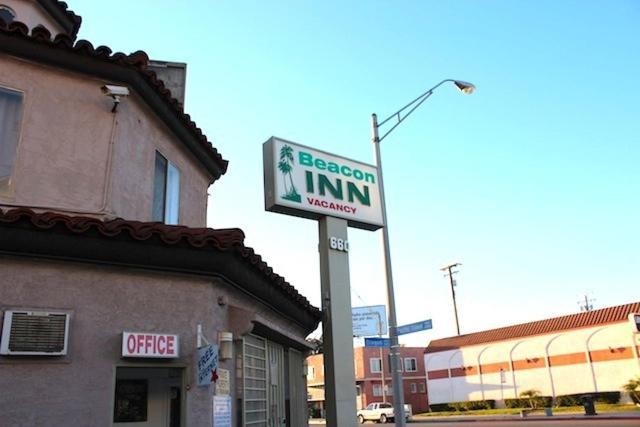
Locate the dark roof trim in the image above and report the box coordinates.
[36,0,82,39]
[0,209,321,332]
[425,301,640,353]
[252,321,314,352]
[0,21,228,182]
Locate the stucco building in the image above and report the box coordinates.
[0,1,319,426]
[424,302,640,406]
[307,346,429,416]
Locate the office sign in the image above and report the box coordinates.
[122,332,179,358]
[365,337,391,347]
[397,319,433,336]
[264,137,383,230]
[352,305,387,337]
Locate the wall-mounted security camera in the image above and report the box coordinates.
[101,85,130,113]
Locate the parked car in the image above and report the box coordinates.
[356,402,410,423]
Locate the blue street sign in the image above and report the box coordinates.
[364,337,391,347]
[396,319,433,336]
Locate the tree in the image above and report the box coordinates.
[519,389,542,408]
[278,145,300,202]
[623,376,640,404]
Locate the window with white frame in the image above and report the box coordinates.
[410,383,417,394]
[0,86,24,191]
[370,357,382,373]
[404,357,418,372]
[152,151,180,224]
[419,382,426,393]
[372,384,382,396]
[384,385,393,395]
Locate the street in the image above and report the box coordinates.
[310,417,640,427]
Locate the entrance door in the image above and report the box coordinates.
[114,367,182,427]
[267,341,285,426]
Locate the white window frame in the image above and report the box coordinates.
[372,384,382,397]
[404,357,418,372]
[370,357,382,373]
[0,85,24,193]
[419,382,426,393]
[152,151,180,224]
[410,383,417,394]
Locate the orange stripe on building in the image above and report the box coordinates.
[512,357,546,370]
[428,369,449,380]
[450,366,478,377]
[548,352,586,367]
[589,347,633,362]
[480,362,510,374]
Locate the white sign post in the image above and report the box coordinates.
[264,137,383,427]
[352,305,388,337]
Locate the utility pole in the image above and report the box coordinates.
[579,294,595,312]
[441,263,462,335]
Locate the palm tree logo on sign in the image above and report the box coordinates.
[278,144,301,203]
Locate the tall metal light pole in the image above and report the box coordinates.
[441,262,462,335]
[372,79,474,426]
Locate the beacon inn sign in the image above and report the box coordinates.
[263,137,383,230]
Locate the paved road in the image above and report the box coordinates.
[310,416,640,427]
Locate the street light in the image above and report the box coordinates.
[371,79,474,427]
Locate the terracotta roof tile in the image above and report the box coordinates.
[0,19,228,180]
[36,0,82,39]
[0,208,321,320]
[425,301,640,353]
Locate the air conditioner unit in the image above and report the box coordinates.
[0,310,70,356]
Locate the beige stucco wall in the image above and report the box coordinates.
[0,257,308,426]
[0,54,212,227]
[425,323,640,405]
[1,0,65,36]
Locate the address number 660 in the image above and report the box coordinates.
[329,237,349,252]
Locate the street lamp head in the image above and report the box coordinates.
[453,80,475,95]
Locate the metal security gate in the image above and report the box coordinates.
[267,341,285,426]
[287,348,306,426]
[243,335,268,426]
[242,335,286,427]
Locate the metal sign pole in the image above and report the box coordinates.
[319,216,357,427]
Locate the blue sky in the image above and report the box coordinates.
[75,1,639,344]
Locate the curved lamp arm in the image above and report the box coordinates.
[374,79,475,143]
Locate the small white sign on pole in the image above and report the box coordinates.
[197,344,219,386]
[352,305,387,337]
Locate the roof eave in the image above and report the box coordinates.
[36,0,82,39]
[0,29,228,182]
[0,223,320,333]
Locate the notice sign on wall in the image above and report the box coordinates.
[216,368,230,395]
[122,332,179,358]
[213,395,232,427]
[264,137,383,230]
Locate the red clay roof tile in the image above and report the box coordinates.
[0,19,228,181]
[425,302,640,353]
[0,208,321,319]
